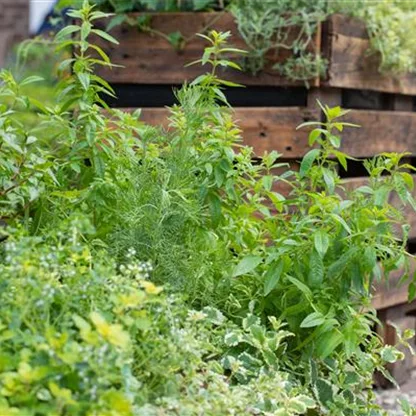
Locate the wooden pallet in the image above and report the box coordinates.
[94,12,320,87]
[92,12,416,384]
[323,14,416,95]
[372,262,416,385]
[95,12,416,95]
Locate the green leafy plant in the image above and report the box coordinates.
[1,2,416,415]
[230,0,327,84]
[56,0,416,82]
[330,0,416,75]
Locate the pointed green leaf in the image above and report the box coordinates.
[308,249,324,287]
[264,260,284,295]
[55,25,80,41]
[313,231,329,258]
[300,312,325,328]
[300,149,320,178]
[91,29,119,45]
[233,256,262,278]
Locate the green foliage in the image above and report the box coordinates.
[0,220,316,415]
[57,0,223,13]
[330,0,416,75]
[230,0,327,84]
[1,1,416,414]
[56,0,416,82]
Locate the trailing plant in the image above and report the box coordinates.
[58,0,225,13]
[230,0,327,84]
[1,2,416,414]
[330,0,416,75]
[56,0,416,83]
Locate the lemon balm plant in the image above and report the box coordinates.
[1,1,416,415]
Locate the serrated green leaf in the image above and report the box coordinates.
[316,330,343,359]
[328,134,341,148]
[308,249,324,287]
[333,150,348,171]
[308,129,321,146]
[287,276,312,298]
[314,378,334,406]
[400,172,414,190]
[313,231,329,258]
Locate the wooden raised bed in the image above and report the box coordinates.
[372,260,416,385]
[94,12,321,87]
[94,10,416,384]
[323,14,416,95]
[95,12,416,95]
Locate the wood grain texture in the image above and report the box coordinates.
[323,14,416,95]
[94,12,320,86]
[338,109,416,157]
[372,260,415,310]
[342,176,416,240]
[124,106,320,158]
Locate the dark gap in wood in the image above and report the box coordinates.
[340,158,416,179]
[338,158,368,178]
[407,240,416,255]
[342,89,392,110]
[103,84,308,108]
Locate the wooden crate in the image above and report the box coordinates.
[94,12,321,86]
[93,12,416,95]
[372,260,416,385]
[323,14,416,95]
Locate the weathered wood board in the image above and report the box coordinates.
[338,109,416,157]
[121,106,319,158]
[323,14,416,95]
[94,12,321,86]
[372,260,415,311]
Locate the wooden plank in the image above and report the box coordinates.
[392,95,414,112]
[122,107,319,158]
[307,87,341,110]
[376,311,416,386]
[323,14,416,95]
[342,176,416,240]
[372,261,415,311]
[93,12,320,86]
[338,109,416,157]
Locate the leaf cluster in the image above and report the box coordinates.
[1,2,416,415]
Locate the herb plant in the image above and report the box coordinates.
[57,0,416,83]
[1,1,416,414]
